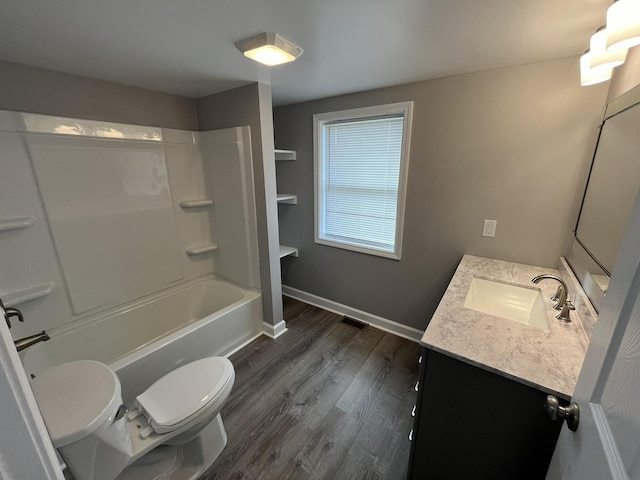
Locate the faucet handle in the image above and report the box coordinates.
[3,307,24,329]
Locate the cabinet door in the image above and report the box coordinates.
[409,350,563,480]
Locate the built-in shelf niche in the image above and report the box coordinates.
[279,245,298,258]
[276,194,297,204]
[275,149,296,161]
[275,148,298,259]
[179,199,213,209]
[185,243,218,256]
[0,216,35,232]
[2,282,55,307]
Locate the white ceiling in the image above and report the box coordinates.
[0,0,612,106]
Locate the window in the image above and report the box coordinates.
[314,102,413,260]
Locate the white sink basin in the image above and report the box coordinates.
[464,277,550,331]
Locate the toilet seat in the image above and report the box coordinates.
[135,357,234,434]
[31,360,121,447]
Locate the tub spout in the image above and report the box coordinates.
[14,331,50,352]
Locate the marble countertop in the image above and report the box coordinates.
[421,255,590,400]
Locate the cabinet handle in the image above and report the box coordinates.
[411,405,416,417]
[408,429,413,441]
[414,381,419,392]
[418,355,422,364]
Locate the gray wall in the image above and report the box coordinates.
[0,60,197,130]
[197,83,284,327]
[274,56,608,331]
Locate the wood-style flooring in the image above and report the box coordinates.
[200,297,421,480]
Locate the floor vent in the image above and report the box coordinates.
[341,316,368,329]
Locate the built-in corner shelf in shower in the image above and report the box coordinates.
[275,149,296,161]
[185,243,218,256]
[277,194,298,204]
[2,282,55,307]
[179,199,213,209]
[0,216,36,232]
[279,245,299,259]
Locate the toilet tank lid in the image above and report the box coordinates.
[31,360,121,447]
[136,357,234,429]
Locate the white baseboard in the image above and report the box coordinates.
[262,320,288,339]
[282,285,423,343]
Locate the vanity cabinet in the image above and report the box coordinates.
[407,347,566,480]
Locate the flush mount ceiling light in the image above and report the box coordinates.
[580,50,613,86]
[606,0,640,51]
[235,32,303,66]
[590,26,627,70]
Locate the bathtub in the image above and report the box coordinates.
[21,275,262,403]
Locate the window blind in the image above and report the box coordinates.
[319,115,404,253]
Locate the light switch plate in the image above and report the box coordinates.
[482,219,497,238]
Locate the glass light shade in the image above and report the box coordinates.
[580,52,613,86]
[606,0,640,51]
[590,28,627,69]
[243,45,296,66]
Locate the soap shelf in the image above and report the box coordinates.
[279,245,299,258]
[0,216,36,232]
[275,149,296,161]
[179,199,213,209]
[185,243,218,256]
[277,194,298,205]
[2,282,55,307]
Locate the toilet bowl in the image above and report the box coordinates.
[30,356,235,480]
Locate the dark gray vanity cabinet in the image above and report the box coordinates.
[407,347,567,480]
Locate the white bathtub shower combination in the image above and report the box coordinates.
[0,111,269,479]
[22,275,262,403]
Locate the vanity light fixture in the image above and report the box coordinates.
[235,32,303,66]
[590,26,627,70]
[580,50,613,86]
[606,0,640,51]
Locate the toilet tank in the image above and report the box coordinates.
[30,360,132,480]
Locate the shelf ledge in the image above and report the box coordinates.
[0,216,36,232]
[2,282,55,307]
[277,194,298,205]
[275,149,296,161]
[179,199,213,209]
[279,245,299,258]
[186,243,218,256]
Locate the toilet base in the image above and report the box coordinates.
[115,414,228,480]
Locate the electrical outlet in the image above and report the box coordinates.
[482,219,497,238]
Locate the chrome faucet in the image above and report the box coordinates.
[0,297,24,329]
[14,331,50,352]
[531,274,575,322]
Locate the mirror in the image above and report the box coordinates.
[572,99,640,308]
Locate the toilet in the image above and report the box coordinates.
[30,357,235,480]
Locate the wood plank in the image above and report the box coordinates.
[201,298,421,480]
[337,338,419,478]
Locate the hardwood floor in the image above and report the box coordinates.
[200,297,421,480]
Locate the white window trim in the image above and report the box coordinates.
[313,101,413,260]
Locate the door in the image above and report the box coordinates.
[547,191,640,480]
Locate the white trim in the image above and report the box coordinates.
[282,285,423,343]
[590,403,629,480]
[262,320,288,339]
[313,101,413,261]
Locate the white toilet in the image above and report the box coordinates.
[30,357,235,480]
